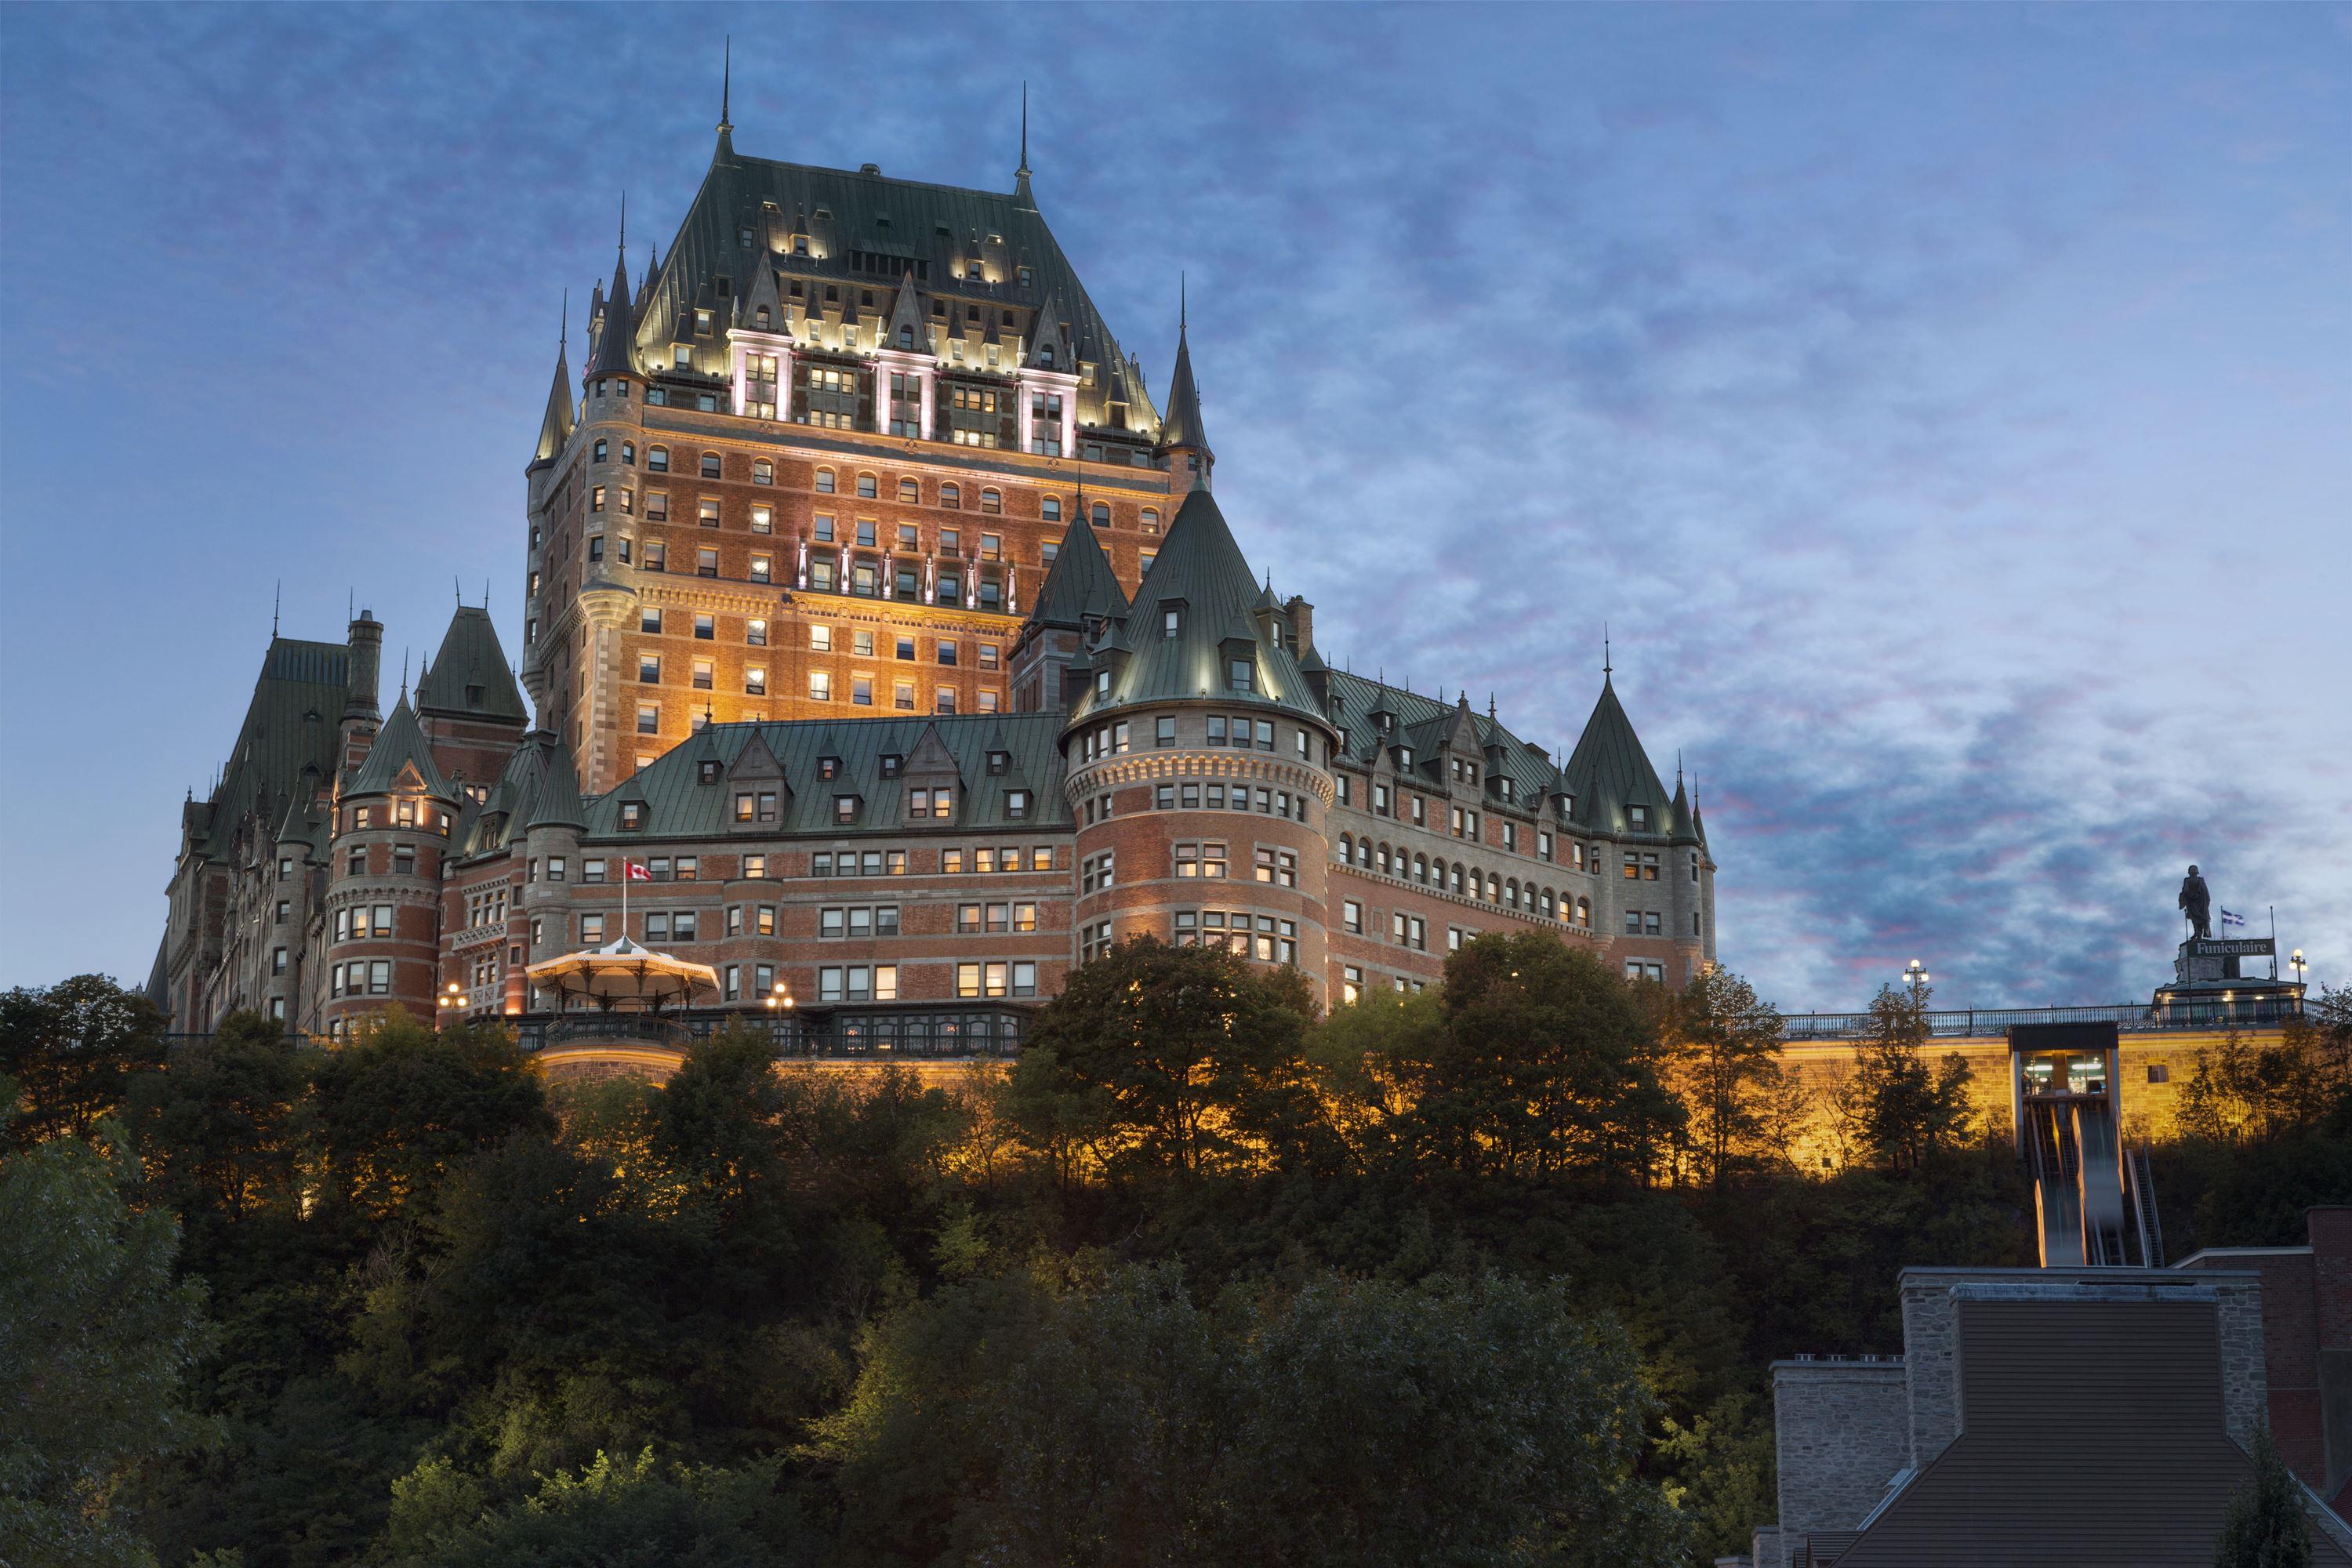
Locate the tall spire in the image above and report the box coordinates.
[535,291,576,462]
[586,198,638,380]
[1158,274,1212,481]
[719,36,732,133]
[1013,82,1035,208]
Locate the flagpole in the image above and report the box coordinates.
[621,862,629,941]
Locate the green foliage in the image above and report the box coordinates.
[815,1261,1685,1568]
[0,1125,216,1568]
[1847,985,1975,1173]
[1,972,168,1149]
[1660,968,1794,1188]
[2214,1426,2311,1568]
[128,1009,310,1223]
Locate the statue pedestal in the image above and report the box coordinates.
[2152,936,2300,1026]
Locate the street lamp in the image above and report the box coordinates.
[763,980,796,1011]
[1901,959,1931,1005]
[437,981,466,1023]
[2290,949,2307,988]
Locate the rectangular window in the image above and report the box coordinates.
[809,670,832,701]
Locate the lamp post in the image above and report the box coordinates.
[1901,959,1931,1006]
[437,980,466,1025]
[2290,949,2307,988]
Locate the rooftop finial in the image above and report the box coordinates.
[1180,270,1187,334]
[1018,81,1029,178]
[1603,622,1612,679]
[718,36,732,134]
[272,580,281,637]
[560,286,568,350]
[1677,748,1684,789]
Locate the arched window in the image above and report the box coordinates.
[898,325,914,350]
[855,473,878,499]
[1414,854,1428,884]
[1141,507,1160,534]
[593,438,608,462]
[980,488,1002,514]
[1486,874,1501,903]
[898,477,918,503]
[815,468,836,493]
[1091,501,1110,528]
[754,307,771,328]
[648,445,670,472]
[1576,897,1591,927]
[1506,880,1519,909]
[1448,864,1464,895]
[1358,839,1373,869]
[621,441,635,466]
[752,459,772,485]
[1338,833,1353,862]
[1042,495,1062,523]
[941,482,960,510]
[1377,844,1392,877]
[1039,343,1055,368]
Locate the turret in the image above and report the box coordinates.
[1156,288,1213,488]
[323,694,458,1033]
[341,610,382,775]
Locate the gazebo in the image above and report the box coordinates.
[521,937,719,1080]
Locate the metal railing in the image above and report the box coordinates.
[1778,996,2304,1042]
[513,1004,1030,1062]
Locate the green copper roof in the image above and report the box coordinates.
[416,607,529,724]
[575,713,1069,840]
[1027,516,1127,630]
[526,736,588,833]
[1560,675,1677,834]
[586,242,638,379]
[350,695,453,800]
[1065,485,1327,733]
[1321,669,1567,811]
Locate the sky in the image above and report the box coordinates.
[1,3,2346,1011]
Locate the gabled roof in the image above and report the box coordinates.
[577,713,1068,840]
[631,151,1159,430]
[350,695,454,800]
[883,274,925,349]
[1065,485,1326,732]
[1560,675,1676,834]
[188,637,349,863]
[1027,293,1073,370]
[416,607,528,724]
[1026,516,1127,630]
[533,340,574,463]
[735,256,786,331]
[1321,669,1569,813]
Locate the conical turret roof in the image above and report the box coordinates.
[527,738,587,832]
[1561,675,1675,833]
[1159,321,1209,459]
[586,242,638,379]
[349,695,454,800]
[416,607,528,723]
[534,339,574,463]
[736,257,785,332]
[1027,516,1127,630]
[1066,485,1324,731]
[884,274,927,352]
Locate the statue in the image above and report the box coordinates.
[2178,864,2212,941]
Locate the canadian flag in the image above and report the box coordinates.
[624,860,652,882]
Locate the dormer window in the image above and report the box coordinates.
[908,786,951,820]
[1628,804,1650,830]
[619,802,645,830]
[1095,670,1111,697]
[1006,789,1030,819]
[819,757,840,780]
[698,760,720,785]
[987,750,1009,775]
[1396,747,1413,770]
[1039,343,1054,368]
[833,794,858,824]
[1163,608,1181,640]
[1228,659,1254,694]
[879,753,902,778]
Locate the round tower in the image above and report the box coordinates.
[322,696,456,1036]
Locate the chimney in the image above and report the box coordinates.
[344,609,382,722]
[1286,595,1315,656]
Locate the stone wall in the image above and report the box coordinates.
[1770,1359,1911,1537]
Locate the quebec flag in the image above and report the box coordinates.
[2220,909,2246,928]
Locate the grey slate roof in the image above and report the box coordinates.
[1027,516,1127,630]
[577,713,1069,841]
[533,342,574,463]
[350,695,453,800]
[1559,675,1677,834]
[1065,485,1327,732]
[191,637,349,862]
[527,736,588,833]
[634,147,1160,432]
[586,244,639,379]
[416,607,529,724]
[1159,322,1209,456]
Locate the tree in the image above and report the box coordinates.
[1849,985,1973,1173]
[1419,933,1682,1183]
[127,1010,310,1222]
[2214,1426,2311,1568]
[1661,968,1788,1189]
[1,974,167,1149]
[1305,985,1449,1174]
[0,1113,216,1568]
[1011,938,1322,1182]
[308,1013,549,1226]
